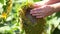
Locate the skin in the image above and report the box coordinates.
[30,0,60,18]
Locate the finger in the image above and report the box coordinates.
[33,3,41,8]
[30,8,42,14]
[32,13,41,16]
[30,9,37,14]
[36,16,43,18]
[36,14,45,18]
[33,1,44,8]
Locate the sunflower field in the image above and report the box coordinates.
[0,0,60,34]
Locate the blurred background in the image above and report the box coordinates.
[0,0,60,34]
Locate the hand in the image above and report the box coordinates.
[30,5,55,18]
[32,1,45,8]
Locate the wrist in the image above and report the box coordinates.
[50,2,60,12]
[50,5,59,12]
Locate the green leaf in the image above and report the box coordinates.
[46,12,60,28]
[0,0,4,4]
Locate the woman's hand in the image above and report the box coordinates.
[30,5,55,18]
[32,1,46,8]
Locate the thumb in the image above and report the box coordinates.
[33,1,45,8]
[33,3,42,8]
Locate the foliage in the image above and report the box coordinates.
[0,0,20,34]
[0,0,60,34]
[0,0,4,4]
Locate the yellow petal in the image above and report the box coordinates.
[1,12,7,19]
